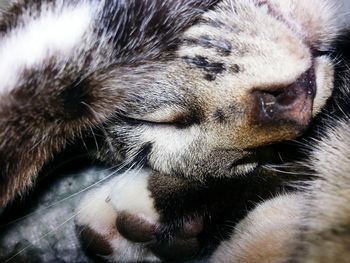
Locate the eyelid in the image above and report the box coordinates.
[311,48,330,57]
[129,106,191,125]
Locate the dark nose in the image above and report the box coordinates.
[251,68,316,128]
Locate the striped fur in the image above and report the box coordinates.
[0,0,348,262]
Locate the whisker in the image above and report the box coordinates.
[261,164,313,176]
[89,126,100,153]
[0,163,125,228]
[2,160,144,262]
[99,125,117,156]
[1,140,147,227]
[4,209,80,263]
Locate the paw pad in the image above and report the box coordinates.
[77,225,114,257]
[116,211,157,243]
[116,213,204,261]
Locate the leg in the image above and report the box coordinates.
[210,194,303,263]
[75,169,204,262]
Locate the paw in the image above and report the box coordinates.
[75,169,204,262]
[75,170,159,262]
[116,210,204,261]
[210,194,303,263]
[115,211,203,261]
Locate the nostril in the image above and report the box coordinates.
[276,88,298,106]
[254,91,278,118]
[255,85,300,114]
[251,67,316,126]
[253,87,300,120]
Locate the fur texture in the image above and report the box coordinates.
[0,0,219,206]
[0,0,349,262]
[209,84,350,263]
[76,0,347,262]
[210,18,350,263]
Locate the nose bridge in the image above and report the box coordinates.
[242,28,312,87]
[204,49,315,149]
[245,49,312,90]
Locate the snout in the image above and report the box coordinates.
[240,67,317,148]
[251,68,316,128]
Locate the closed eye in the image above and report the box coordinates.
[311,48,331,57]
[118,107,199,128]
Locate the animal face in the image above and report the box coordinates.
[100,0,338,179]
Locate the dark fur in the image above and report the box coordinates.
[0,0,348,262]
[0,0,219,207]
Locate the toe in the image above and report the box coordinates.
[77,225,114,258]
[178,217,204,239]
[116,211,157,243]
[150,237,200,261]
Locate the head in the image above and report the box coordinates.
[99,0,338,179]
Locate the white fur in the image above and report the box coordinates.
[313,56,334,115]
[141,125,201,173]
[76,181,117,235]
[0,2,93,94]
[77,169,159,232]
[107,237,160,263]
[77,169,161,262]
[109,169,159,222]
